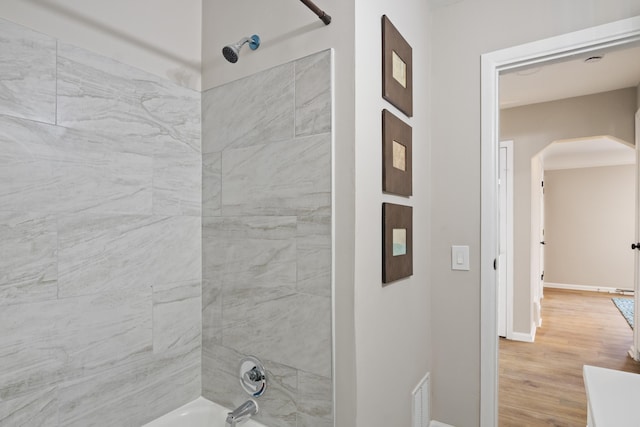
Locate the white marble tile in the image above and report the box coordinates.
[56,138,153,216]
[202,346,297,427]
[203,216,297,303]
[202,279,223,350]
[0,18,56,124]
[0,116,59,213]
[257,360,297,427]
[0,288,151,401]
[153,281,201,354]
[296,370,333,427]
[153,280,200,305]
[201,346,237,410]
[202,152,222,217]
[58,344,199,427]
[295,50,332,137]
[0,115,153,215]
[0,300,66,401]
[57,288,152,377]
[0,386,58,427]
[221,134,331,216]
[58,214,201,298]
[0,212,57,305]
[153,151,201,216]
[57,43,201,157]
[222,293,332,378]
[202,62,294,153]
[297,215,332,297]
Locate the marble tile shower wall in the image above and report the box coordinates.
[0,19,202,427]
[201,50,333,427]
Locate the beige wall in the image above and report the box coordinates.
[353,1,431,426]
[0,0,202,90]
[545,165,636,289]
[637,83,640,109]
[430,2,640,426]
[500,88,636,333]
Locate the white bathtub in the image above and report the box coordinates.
[142,397,268,427]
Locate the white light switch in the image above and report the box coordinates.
[451,245,470,271]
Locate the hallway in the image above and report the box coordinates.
[499,288,640,426]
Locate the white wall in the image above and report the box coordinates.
[353,1,431,427]
[501,88,637,333]
[202,0,349,91]
[429,2,640,426]
[545,165,636,289]
[0,0,201,90]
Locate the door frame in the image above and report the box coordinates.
[480,16,640,426]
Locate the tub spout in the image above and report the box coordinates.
[226,399,258,426]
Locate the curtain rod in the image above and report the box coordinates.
[299,0,331,25]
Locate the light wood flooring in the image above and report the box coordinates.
[499,288,640,426]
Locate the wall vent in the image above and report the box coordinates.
[412,372,430,427]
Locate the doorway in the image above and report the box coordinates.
[480,16,640,426]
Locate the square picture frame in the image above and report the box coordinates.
[382,15,413,117]
[382,109,412,197]
[382,203,413,284]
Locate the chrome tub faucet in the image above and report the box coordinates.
[225,399,258,427]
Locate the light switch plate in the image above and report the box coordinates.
[451,245,470,271]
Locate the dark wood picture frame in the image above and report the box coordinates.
[382,15,413,117]
[382,203,413,284]
[382,109,412,196]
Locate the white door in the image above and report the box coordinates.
[498,141,513,338]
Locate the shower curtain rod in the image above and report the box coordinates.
[300,0,331,25]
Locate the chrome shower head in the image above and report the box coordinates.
[222,35,261,64]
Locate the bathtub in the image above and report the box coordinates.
[142,397,268,427]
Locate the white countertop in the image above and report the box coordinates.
[583,365,640,427]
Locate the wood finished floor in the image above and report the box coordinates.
[499,288,640,426]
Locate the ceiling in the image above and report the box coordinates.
[500,43,640,109]
[500,42,640,169]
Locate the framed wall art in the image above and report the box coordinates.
[382,202,413,284]
[382,109,412,197]
[382,15,413,117]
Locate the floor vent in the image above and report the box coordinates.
[412,373,430,427]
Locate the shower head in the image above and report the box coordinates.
[222,35,261,64]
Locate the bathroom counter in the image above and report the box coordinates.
[583,365,640,427]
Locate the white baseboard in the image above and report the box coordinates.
[511,331,534,343]
[511,321,537,343]
[430,421,455,427]
[544,282,632,294]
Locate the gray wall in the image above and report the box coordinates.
[500,88,637,333]
[0,18,202,426]
[545,165,636,289]
[201,50,332,427]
